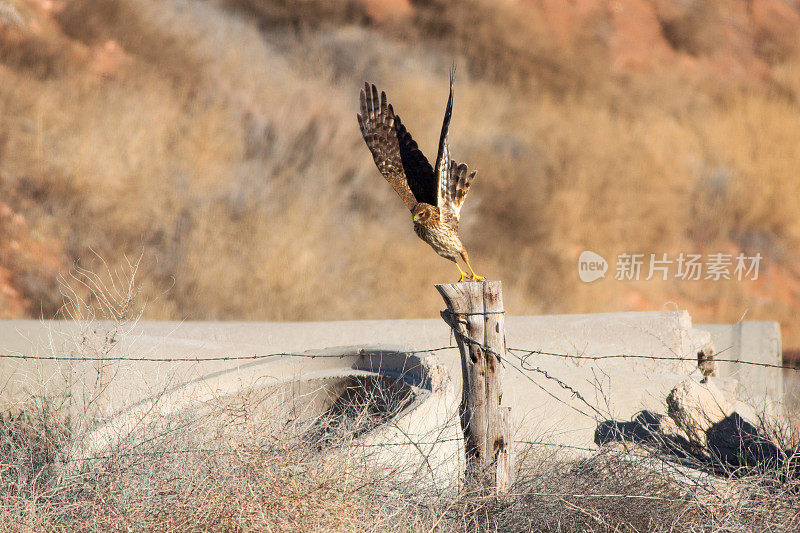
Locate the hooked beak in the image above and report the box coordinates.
[413,213,420,222]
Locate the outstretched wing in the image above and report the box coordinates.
[435,67,477,223]
[357,83,437,210]
[434,67,454,211]
[394,114,438,206]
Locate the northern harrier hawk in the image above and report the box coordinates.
[357,70,484,282]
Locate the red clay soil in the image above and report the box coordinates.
[527,0,800,82]
[0,200,66,318]
[3,0,800,330]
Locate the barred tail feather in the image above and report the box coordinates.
[449,161,476,220]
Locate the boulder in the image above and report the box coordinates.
[666,378,733,450]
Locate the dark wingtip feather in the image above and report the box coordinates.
[357,113,366,137]
[371,84,379,107]
[359,88,367,117]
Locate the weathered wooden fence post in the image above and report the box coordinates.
[436,280,512,494]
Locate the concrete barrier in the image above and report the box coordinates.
[0,311,783,466]
[696,322,783,407]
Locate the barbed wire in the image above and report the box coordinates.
[56,445,703,505]
[64,438,597,463]
[2,338,789,427]
[0,346,454,363]
[505,351,607,419]
[501,354,600,419]
[508,347,798,370]
[0,343,795,369]
[57,441,651,468]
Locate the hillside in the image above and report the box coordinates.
[2,0,800,349]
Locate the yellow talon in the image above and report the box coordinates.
[456,263,469,282]
[464,256,485,281]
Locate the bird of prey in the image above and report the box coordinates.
[357,70,484,282]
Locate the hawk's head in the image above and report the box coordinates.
[412,203,438,224]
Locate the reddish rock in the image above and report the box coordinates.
[359,0,414,23]
[0,200,66,318]
[525,0,800,81]
[608,0,675,73]
[751,0,800,61]
[530,0,604,45]
[89,38,130,78]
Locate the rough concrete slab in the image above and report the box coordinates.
[0,311,781,459]
[696,322,783,408]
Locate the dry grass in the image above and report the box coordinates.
[1,0,800,347]
[3,391,800,531]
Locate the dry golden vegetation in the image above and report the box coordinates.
[1,0,800,348]
[3,361,800,532]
